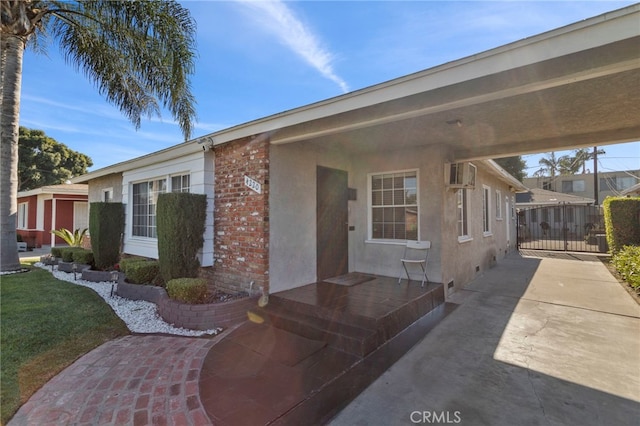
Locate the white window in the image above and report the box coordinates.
[103,188,113,202]
[495,190,502,220]
[17,203,28,229]
[132,179,167,238]
[482,185,491,235]
[131,174,191,239]
[457,189,470,241]
[370,170,418,241]
[171,174,190,193]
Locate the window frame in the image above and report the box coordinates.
[17,202,28,229]
[367,169,419,242]
[482,185,492,236]
[130,173,191,240]
[495,190,503,220]
[103,187,113,203]
[457,188,471,243]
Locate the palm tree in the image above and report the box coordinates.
[1,1,197,271]
[571,147,605,174]
[536,152,562,178]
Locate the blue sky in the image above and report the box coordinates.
[19,0,639,175]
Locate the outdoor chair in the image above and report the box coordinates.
[398,240,431,287]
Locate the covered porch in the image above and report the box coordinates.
[200,274,454,424]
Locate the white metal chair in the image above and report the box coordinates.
[398,240,431,287]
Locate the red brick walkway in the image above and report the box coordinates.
[8,335,215,426]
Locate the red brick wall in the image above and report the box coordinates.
[211,136,270,293]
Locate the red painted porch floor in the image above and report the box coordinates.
[199,275,456,425]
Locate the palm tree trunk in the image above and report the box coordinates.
[1,35,24,271]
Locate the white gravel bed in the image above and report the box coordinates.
[32,263,221,337]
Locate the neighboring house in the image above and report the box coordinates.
[73,5,639,295]
[523,170,640,203]
[16,183,89,248]
[515,188,599,241]
[621,182,640,196]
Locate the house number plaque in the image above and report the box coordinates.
[244,175,262,194]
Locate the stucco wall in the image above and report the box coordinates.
[269,142,448,293]
[270,142,517,295]
[440,163,517,293]
[87,173,123,203]
[269,142,352,293]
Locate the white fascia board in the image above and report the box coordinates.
[72,140,200,183]
[479,160,528,192]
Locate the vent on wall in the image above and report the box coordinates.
[445,162,476,189]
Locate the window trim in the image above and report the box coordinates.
[495,190,503,220]
[17,202,28,229]
[367,168,419,242]
[103,187,113,203]
[482,185,492,237]
[457,188,472,243]
[129,173,191,240]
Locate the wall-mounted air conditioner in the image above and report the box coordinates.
[445,162,477,189]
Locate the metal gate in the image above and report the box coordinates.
[517,204,606,252]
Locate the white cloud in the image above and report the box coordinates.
[235,0,349,93]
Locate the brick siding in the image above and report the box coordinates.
[212,136,270,293]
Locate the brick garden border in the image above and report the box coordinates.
[116,280,258,330]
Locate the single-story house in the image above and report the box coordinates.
[621,182,640,196]
[73,5,640,296]
[515,188,600,241]
[16,183,89,248]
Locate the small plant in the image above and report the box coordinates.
[167,278,207,304]
[73,250,94,266]
[124,260,159,284]
[50,228,88,247]
[61,247,87,262]
[612,245,640,292]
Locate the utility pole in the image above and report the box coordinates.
[593,146,598,205]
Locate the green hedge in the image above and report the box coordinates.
[51,247,63,258]
[157,193,207,282]
[73,250,94,266]
[61,247,87,263]
[167,278,208,303]
[612,245,640,291]
[603,197,640,254]
[89,202,124,269]
[124,260,159,285]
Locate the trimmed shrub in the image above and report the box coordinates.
[125,260,159,284]
[51,247,63,258]
[167,278,207,304]
[73,250,94,266]
[119,256,147,273]
[61,247,86,262]
[157,193,207,282]
[603,197,640,254]
[612,245,640,292]
[89,202,125,269]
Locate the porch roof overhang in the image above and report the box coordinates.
[17,184,88,198]
[199,4,640,160]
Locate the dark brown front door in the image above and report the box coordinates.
[316,166,348,281]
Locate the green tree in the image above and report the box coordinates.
[1,1,197,271]
[494,156,526,182]
[18,127,93,191]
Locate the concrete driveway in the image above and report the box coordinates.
[330,251,640,426]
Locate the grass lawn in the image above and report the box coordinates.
[0,265,129,425]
